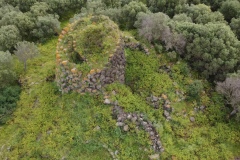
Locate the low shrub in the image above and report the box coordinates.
[0,85,21,124]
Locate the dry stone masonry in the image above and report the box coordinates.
[55,16,126,93]
[56,40,126,93]
[55,16,151,94]
[147,94,173,121]
[124,36,150,55]
[55,15,164,158]
[112,105,164,153]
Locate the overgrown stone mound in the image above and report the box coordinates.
[55,16,125,93]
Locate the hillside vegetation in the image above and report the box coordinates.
[0,0,240,159]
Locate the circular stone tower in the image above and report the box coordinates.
[55,16,125,93]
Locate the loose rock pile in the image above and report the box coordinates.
[146,94,173,121]
[163,97,172,121]
[194,105,206,113]
[159,65,171,73]
[102,144,118,160]
[175,89,185,102]
[124,36,150,55]
[146,95,161,109]
[112,105,164,152]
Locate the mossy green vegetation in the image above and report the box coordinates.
[58,15,120,74]
[0,22,239,160]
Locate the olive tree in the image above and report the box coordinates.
[29,2,51,17]
[173,13,192,22]
[30,14,60,42]
[0,0,5,7]
[135,12,170,42]
[0,51,16,88]
[0,10,34,39]
[230,17,240,40]
[14,41,39,71]
[79,0,107,17]
[3,0,37,12]
[71,0,148,29]
[135,12,186,54]
[42,0,85,16]
[147,0,187,17]
[102,0,142,7]
[0,4,18,19]
[0,25,21,51]
[183,4,226,24]
[121,1,148,29]
[173,21,240,80]
[100,8,122,25]
[70,0,111,24]
[216,74,240,117]
[71,0,121,26]
[187,0,226,11]
[220,0,240,22]
[101,0,121,7]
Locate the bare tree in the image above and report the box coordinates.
[0,51,16,87]
[14,41,39,71]
[216,75,240,117]
[135,12,186,54]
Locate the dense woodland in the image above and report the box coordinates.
[0,0,240,159]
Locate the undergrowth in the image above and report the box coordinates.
[0,85,21,124]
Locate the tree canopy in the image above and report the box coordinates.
[0,25,21,51]
[0,51,16,87]
[14,41,39,71]
[172,21,240,80]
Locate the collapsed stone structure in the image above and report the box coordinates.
[55,15,154,94]
[146,94,173,121]
[112,105,164,152]
[56,39,125,93]
[55,16,125,93]
[55,15,164,156]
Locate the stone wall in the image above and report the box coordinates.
[55,18,150,94]
[124,36,150,55]
[112,105,164,153]
[55,38,126,94]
